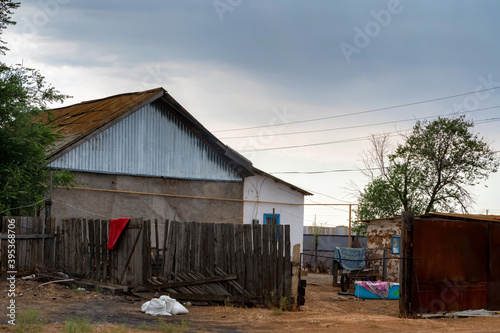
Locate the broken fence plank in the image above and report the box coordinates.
[150,274,238,290]
[166,292,264,304]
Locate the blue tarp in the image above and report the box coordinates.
[331,247,366,273]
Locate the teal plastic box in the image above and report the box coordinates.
[355,282,399,300]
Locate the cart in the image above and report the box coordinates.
[330,247,379,292]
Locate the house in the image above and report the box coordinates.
[43,87,311,249]
[243,169,311,249]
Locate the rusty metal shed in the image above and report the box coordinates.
[410,213,500,313]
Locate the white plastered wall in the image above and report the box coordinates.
[243,174,305,251]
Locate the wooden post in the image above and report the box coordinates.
[399,211,414,318]
[382,249,388,281]
[348,204,352,248]
[162,219,169,276]
[154,219,159,276]
[332,261,339,287]
[291,243,301,311]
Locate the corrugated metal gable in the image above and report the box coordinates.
[44,88,164,153]
[48,102,242,182]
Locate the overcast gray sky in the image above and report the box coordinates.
[4,0,500,226]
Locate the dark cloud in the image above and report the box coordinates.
[6,0,500,220]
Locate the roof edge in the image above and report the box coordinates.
[251,168,313,196]
[361,212,500,223]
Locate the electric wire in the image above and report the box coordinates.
[239,117,500,152]
[213,86,500,133]
[219,106,500,140]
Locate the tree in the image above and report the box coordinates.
[351,219,367,237]
[0,2,73,216]
[357,116,499,219]
[0,0,20,55]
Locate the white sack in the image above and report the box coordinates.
[144,298,172,316]
[170,301,189,315]
[140,301,150,313]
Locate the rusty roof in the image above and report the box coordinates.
[424,212,500,222]
[41,87,312,195]
[43,87,164,155]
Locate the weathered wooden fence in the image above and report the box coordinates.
[0,217,56,272]
[0,217,295,307]
[157,221,292,307]
[57,218,151,287]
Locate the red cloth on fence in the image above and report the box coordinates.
[107,218,131,250]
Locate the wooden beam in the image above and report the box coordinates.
[150,274,237,290]
[166,292,263,304]
[399,211,414,318]
[0,234,55,239]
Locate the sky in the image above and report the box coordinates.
[3,0,500,227]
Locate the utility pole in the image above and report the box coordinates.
[348,204,352,248]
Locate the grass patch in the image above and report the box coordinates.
[137,323,153,331]
[63,316,93,333]
[71,284,86,298]
[158,319,191,333]
[272,307,284,316]
[14,308,45,333]
[272,297,290,315]
[101,324,131,333]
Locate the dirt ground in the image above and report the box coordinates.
[1,277,500,332]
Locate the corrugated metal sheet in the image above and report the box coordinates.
[48,102,242,182]
[44,88,163,153]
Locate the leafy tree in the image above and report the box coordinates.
[351,219,367,237]
[358,178,402,220]
[0,0,20,55]
[357,116,499,219]
[0,2,73,216]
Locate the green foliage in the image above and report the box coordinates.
[351,219,367,237]
[63,316,93,333]
[101,324,129,333]
[0,32,74,215]
[158,319,191,333]
[14,308,45,333]
[0,0,20,55]
[358,178,402,220]
[70,284,86,298]
[137,323,153,331]
[358,116,499,218]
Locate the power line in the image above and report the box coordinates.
[239,131,404,152]
[270,167,381,175]
[239,117,500,152]
[213,86,500,133]
[219,106,500,140]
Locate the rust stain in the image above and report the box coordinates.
[412,219,490,313]
[488,223,500,310]
[426,212,500,223]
